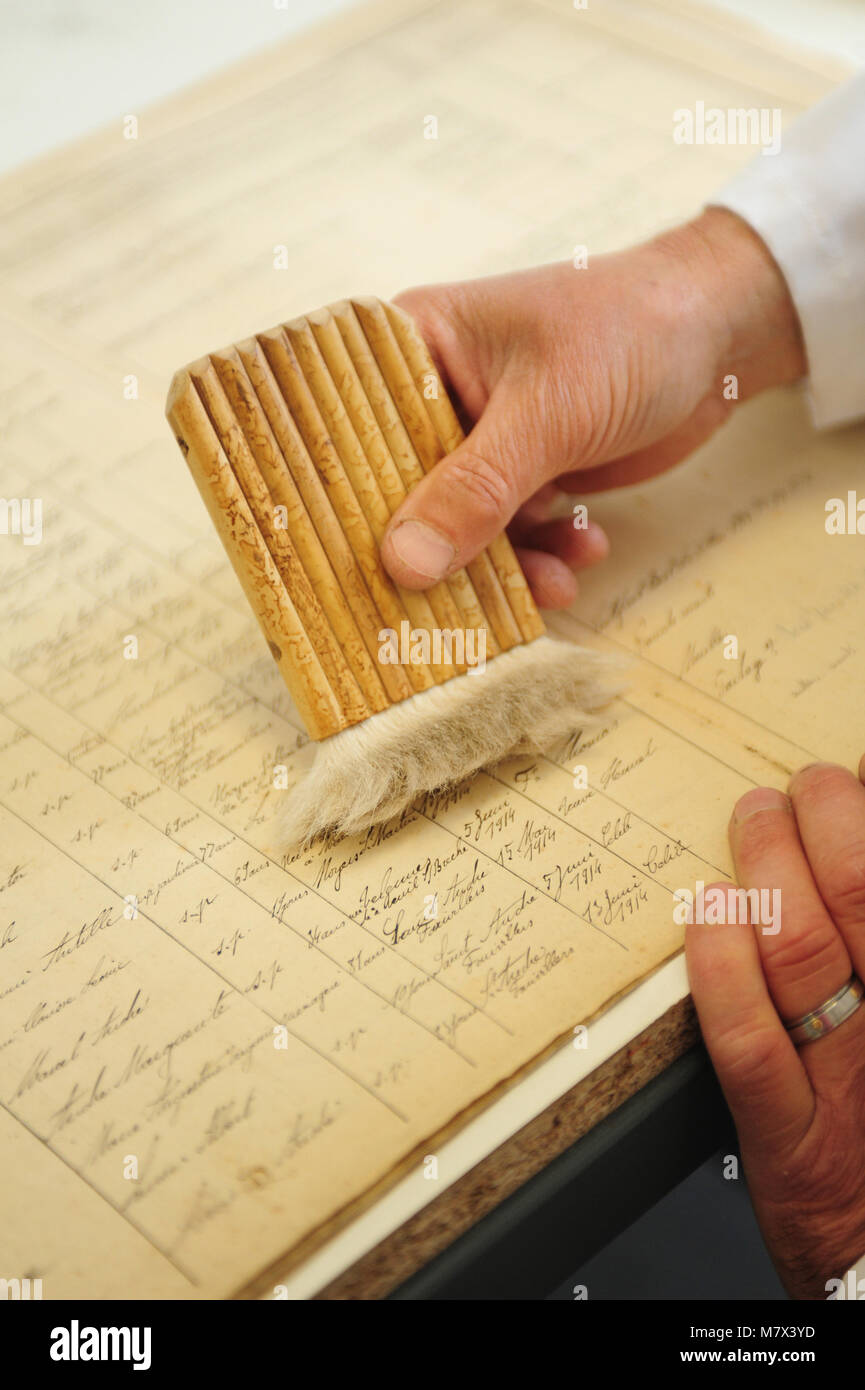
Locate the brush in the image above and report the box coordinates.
[165,297,623,843]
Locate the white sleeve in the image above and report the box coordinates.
[711,73,865,429]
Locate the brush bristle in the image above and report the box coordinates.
[280,635,626,844]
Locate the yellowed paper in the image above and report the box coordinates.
[0,0,859,1299]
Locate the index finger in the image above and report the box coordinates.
[686,882,813,1157]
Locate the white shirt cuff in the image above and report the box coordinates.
[711,73,865,429]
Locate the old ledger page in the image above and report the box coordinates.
[0,0,859,1298]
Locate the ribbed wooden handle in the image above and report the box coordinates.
[165,297,545,740]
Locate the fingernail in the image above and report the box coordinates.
[388,519,455,582]
[791,760,835,781]
[732,787,790,825]
[583,521,610,560]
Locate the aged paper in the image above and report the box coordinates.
[0,0,859,1298]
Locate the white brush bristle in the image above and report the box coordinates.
[280,634,626,844]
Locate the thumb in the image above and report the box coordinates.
[381,389,536,588]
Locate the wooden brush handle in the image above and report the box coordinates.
[165,297,545,741]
